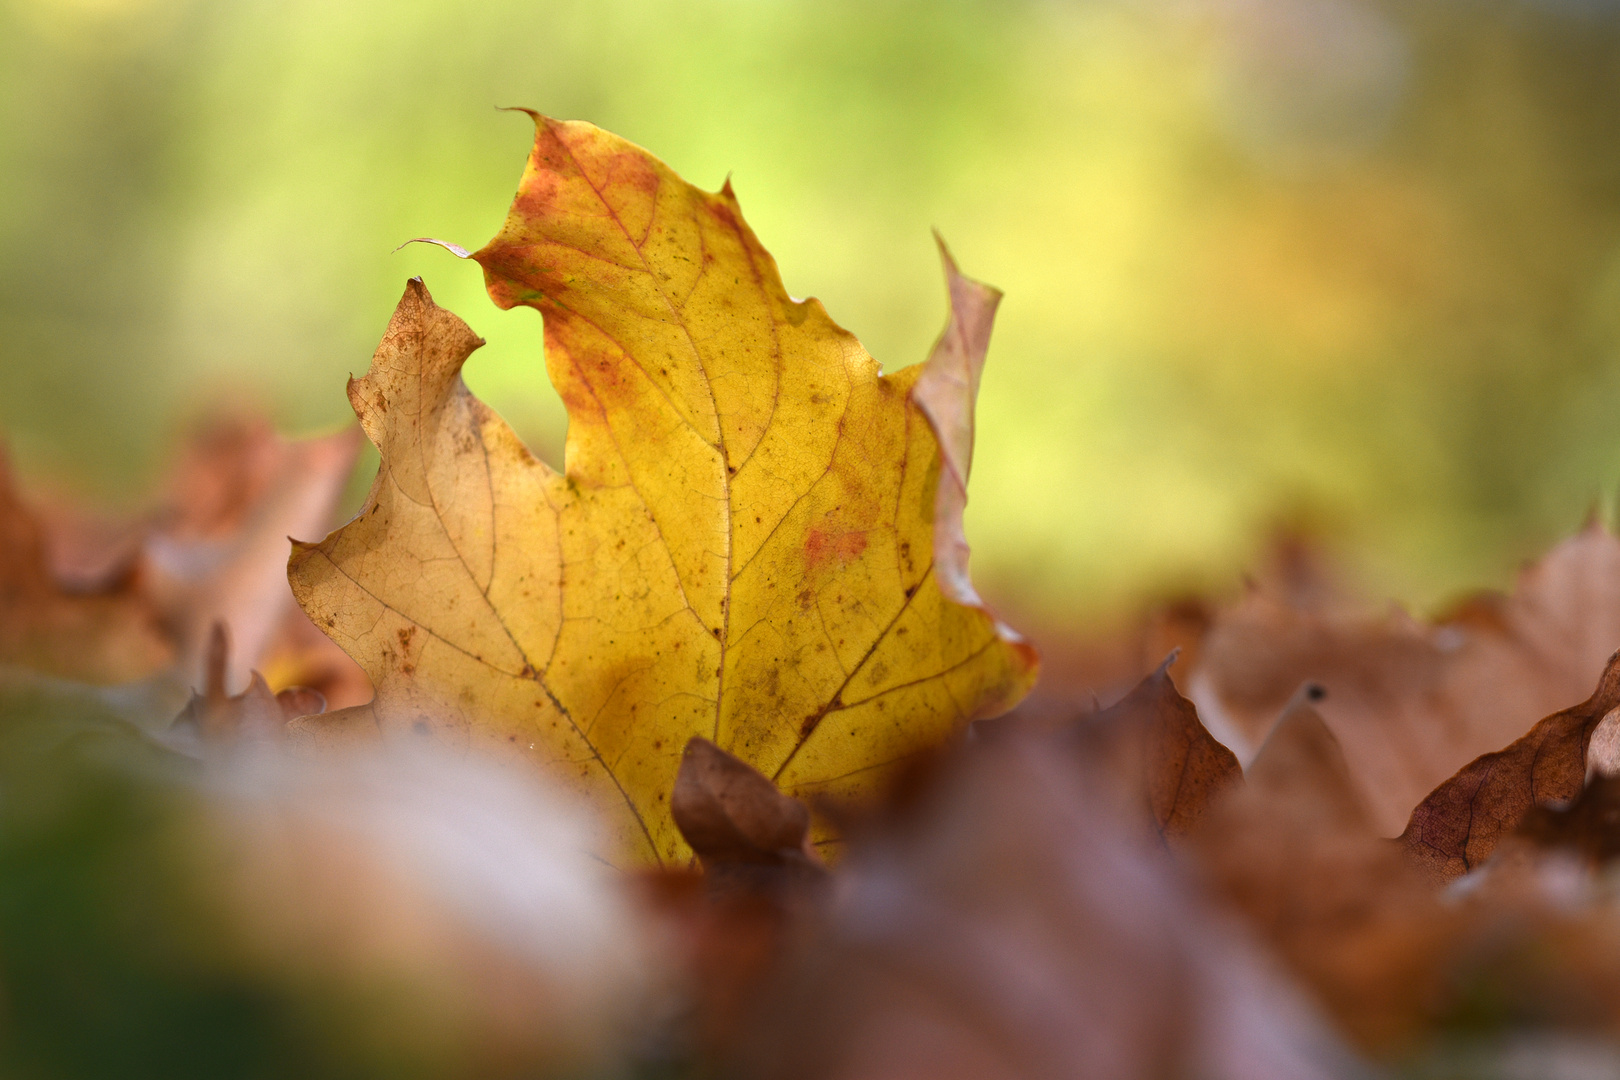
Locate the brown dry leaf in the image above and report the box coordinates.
[0,449,173,683]
[990,597,1215,732]
[1511,773,1620,870]
[737,730,1355,1080]
[290,118,1036,865]
[672,737,825,888]
[169,621,326,746]
[1408,824,1620,1053]
[145,414,362,695]
[1190,522,1620,837]
[0,414,363,697]
[1399,651,1620,884]
[1191,689,1461,1052]
[650,740,829,1061]
[1070,655,1242,842]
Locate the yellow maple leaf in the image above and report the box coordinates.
[289,116,1037,864]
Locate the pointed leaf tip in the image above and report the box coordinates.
[1079,664,1240,840]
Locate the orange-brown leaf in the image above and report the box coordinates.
[1074,657,1241,841]
[0,450,173,683]
[740,733,1351,1079]
[1191,689,1460,1051]
[1400,651,1620,884]
[170,621,326,746]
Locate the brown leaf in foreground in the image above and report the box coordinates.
[739,731,1355,1080]
[1511,773,1620,870]
[1399,650,1620,884]
[1191,689,1460,1052]
[0,450,173,683]
[653,740,829,1061]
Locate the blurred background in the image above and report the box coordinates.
[5,0,1620,629]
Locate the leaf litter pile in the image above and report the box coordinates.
[8,119,1620,1079]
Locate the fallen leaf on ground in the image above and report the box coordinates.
[737,728,1355,1080]
[1399,651,1620,884]
[168,622,326,748]
[0,415,363,698]
[1066,654,1242,842]
[1511,773,1620,870]
[145,413,361,694]
[649,739,829,1061]
[672,737,825,891]
[1190,688,1461,1052]
[290,117,1037,864]
[1189,523,1620,836]
[0,449,173,683]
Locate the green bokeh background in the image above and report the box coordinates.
[6,0,1620,625]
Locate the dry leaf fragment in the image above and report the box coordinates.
[1400,651,1620,884]
[657,739,829,1061]
[169,622,326,747]
[291,117,1036,864]
[672,737,825,894]
[1072,654,1242,842]
[1245,686,1366,831]
[0,450,173,683]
